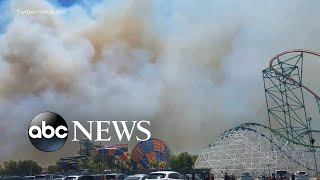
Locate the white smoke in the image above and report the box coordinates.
[0,0,319,167]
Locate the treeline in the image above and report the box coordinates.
[0,152,198,176]
[47,153,123,174]
[0,160,42,176]
[47,152,198,174]
[169,152,198,171]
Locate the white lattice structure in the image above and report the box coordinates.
[194,123,319,177]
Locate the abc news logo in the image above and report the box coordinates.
[28,112,151,152]
[28,112,68,152]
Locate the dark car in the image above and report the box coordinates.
[104,174,126,180]
[275,170,289,180]
[258,175,268,180]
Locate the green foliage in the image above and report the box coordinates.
[84,154,119,173]
[169,152,197,170]
[87,154,102,173]
[47,165,59,174]
[0,160,42,176]
[84,152,197,172]
[0,152,198,175]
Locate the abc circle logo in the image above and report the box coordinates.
[28,112,68,152]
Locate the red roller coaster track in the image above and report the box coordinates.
[269,49,320,100]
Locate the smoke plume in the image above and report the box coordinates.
[0,0,319,166]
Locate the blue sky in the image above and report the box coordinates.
[0,0,104,33]
[0,0,174,35]
[0,0,173,33]
[54,0,83,7]
[0,0,11,33]
[50,0,106,8]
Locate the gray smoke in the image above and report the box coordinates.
[0,0,320,167]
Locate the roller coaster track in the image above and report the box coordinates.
[269,49,320,101]
[263,49,320,146]
[195,122,320,174]
[218,123,319,171]
[195,50,320,175]
[221,123,320,148]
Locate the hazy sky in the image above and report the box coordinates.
[0,0,319,167]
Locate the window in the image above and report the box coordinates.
[106,175,116,180]
[65,178,77,180]
[177,174,184,179]
[147,173,166,179]
[92,175,104,180]
[168,173,182,179]
[241,172,251,176]
[53,175,63,178]
[79,176,95,180]
[35,176,46,180]
[118,175,125,180]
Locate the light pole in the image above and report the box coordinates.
[101,148,105,174]
[101,155,104,174]
[307,117,318,176]
[30,162,33,176]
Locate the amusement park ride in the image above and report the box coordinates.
[58,138,171,174]
[59,49,320,177]
[195,50,320,177]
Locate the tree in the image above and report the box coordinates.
[0,165,3,175]
[47,165,59,174]
[87,154,102,174]
[1,160,42,176]
[169,152,197,170]
[85,153,124,173]
[169,155,179,170]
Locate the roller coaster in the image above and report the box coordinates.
[195,50,320,177]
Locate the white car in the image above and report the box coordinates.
[25,176,35,180]
[125,174,147,180]
[35,174,64,180]
[295,171,308,180]
[146,171,184,180]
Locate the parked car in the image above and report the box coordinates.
[240,171,254,180]
[124,174,147,180]
[258,175,268,180]
[294,171,308,180]
[275,170,289,180]
[104,173,126,180]
[89,175,107,180]
[64,175,87,180]
[24,176,35,180]
[35,174,64,180]
[146,171,184,180]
